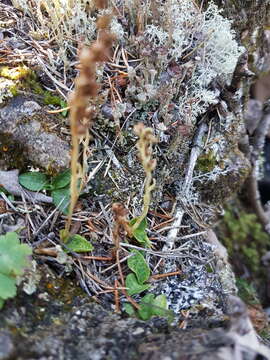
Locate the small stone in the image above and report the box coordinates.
[0,331,15,360]
[132,327,144,335]
[22,101,41,115]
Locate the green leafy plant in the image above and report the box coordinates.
[19,170,71,214]
[125,274,151,296]
[59,230,94,253]
[129,217,151,248]
[124,294,173,322]
[125,250,151,296]
[124,250,172,321]
[221,207,270,274]
[127,249,150,283]
[0,232,32,309]
[19,171,94,253]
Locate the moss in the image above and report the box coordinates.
[220,206,269,275]
[196,151,217,173]
[259,328,270,342]
[44,276,86,308]
[196,149,251,206]
[23,74,68,113]
[0,264,88,336]
[9,85,19,96]
[23,74,44,94]
[43,92,63,106]
[0,65,67,113]
[236,277,260,305]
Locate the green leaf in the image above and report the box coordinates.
[0,273,16,300]
[65,234,94,253]
[152,294,168,316]
[123,293,174,322]
[52,187,70,214]
[59,229,69,243]
[125,273,150,296]
[123,303,136,316]
[127,250,150,284]
[138,294,155,320]
[0,232,32,276]
[0,298,4,309]
[129,217,151,248]
[0,186,9,194]
[51,170,71,190]
[60,100,68,117]
[19,172,49,191]
[138,294,173,321]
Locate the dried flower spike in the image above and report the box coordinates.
[112,202,132,249]
[65,15,114,233]
[131,123,158,232]
[94,0,108,9]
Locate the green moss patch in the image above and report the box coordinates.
[0,66,68,116]
[196,151,217,173]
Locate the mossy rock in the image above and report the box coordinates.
[0,95,70,172]
[196,149,251,205]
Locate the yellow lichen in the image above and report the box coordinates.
[0,66,31,80]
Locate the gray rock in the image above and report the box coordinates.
[1,297,269,360]
[244,99,263,135]
[0,95,70,172]
[0,331,15,360]
[0,264,268,360]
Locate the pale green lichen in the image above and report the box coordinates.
[141,0,244,122]
[11,1,243,114]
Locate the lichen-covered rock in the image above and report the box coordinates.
[0,95,70,172]
[197,148,251,205]
[0,283,269,360]
[213,0,270,73]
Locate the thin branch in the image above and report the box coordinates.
[164,122,208,249]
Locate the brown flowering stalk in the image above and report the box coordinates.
[131,123,158,232]
[112,202,132,249]
[65,12,114,234]
[94,0,108,9]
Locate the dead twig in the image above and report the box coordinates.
[165,122,208,249]
[114,279,120,313]
[150,270,181,281]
